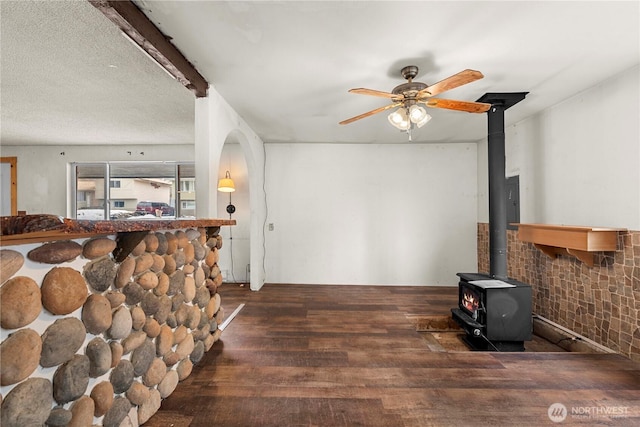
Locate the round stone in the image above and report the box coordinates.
[192,240,206,261]
[103,396,132,427]
[166,313,177,328]
[136,271,158,291]
[205,293,219,319]
[187,305,202,330]
[131,239,146,256]
[83,257,117,292]
[165,232,178,254]
[0,276,41,329]
[205,248,216,268]
[0,249,24,284]
[154,232,168,255]
[90,380,114,417]
[110,359,134,394]
[143,234,159,253]
[190,340,205,365]
[154,295,172,324]
[142,358,166,387]
[215,235,223,249]
[137,388,161,425]
[173,250,186,269]
[161,257,175,279]
[163,351,181,367]
[141,292,160,316]
[176,333,195,360]
[175,303,190,326]
[185,229,200,241]
[154,272,169,296]
[195,285,211,308]
[175,231,189,249]
[46,407,72,426]
[52,354,90,404]
[68,395,94,427]
[183,243,195,264]
[0,377,52,427]
[108,305,133,340]
[177,358,193,380]
[82,293,112,334]
[123,282,145,305]
[105,291,126,308]
[122,330,147,355]
[40,317,86,368]
[157,369,179,398]
[110,341,123,368]
[194,266,205,287]
[171,293,185,311]
[134,253,154,274]
[0,328,42,386]
[183,276,196,303]
[143,317,161,338]
[27,240,82,264]
[130,305,146,330]
[150,253,165,273]
[115,256,135,289]
[204,333,216,351]
[131,339,155,376]
[174,325,188,344]
[41,267,88,315]
[156,325,173,356]
[183,263,195,275]
[82,237,117,259]
[125,381,150,406]
[193,324,209,341]
[85,337,111,377]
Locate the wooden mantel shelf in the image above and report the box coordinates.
[516,223,626,266]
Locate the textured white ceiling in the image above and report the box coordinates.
[1,1,639,146]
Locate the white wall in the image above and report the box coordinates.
[478,64,640,230]
[265,142,478,286]
[216,143,250,283]
[0,145,194,217]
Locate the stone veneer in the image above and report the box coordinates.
[0,228,226,426]
[478,223,640,361]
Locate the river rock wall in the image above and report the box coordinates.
[0,227,225,426]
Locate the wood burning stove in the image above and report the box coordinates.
[452,272,532,351]
[451,92,532,351]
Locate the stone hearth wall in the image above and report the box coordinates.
[0,228,225,426]
[477,223,640,361]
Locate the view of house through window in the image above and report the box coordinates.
[73,162,195,220]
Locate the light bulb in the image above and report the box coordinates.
[409,105,427,123]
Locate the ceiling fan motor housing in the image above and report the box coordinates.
[393,66,427,101]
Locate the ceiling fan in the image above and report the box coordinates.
[339,66,491,138]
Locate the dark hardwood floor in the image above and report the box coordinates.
[144,284,640,426]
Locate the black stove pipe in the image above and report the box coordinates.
[477,93,528,279]
[487,105,508,279]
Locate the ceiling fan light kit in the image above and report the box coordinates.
[340,66,491,140]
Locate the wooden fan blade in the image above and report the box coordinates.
[339,102,402,125]
[349,88,403,100]
[423,98,491,113]
[421,69,484,97]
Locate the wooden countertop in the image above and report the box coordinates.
[0,214,236,246]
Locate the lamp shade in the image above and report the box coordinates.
[217,171,236,192]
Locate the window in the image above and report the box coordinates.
[71,161,195,220]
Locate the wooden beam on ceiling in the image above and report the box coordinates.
[89,0,208,98]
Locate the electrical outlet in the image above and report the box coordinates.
[268,223,274,231]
